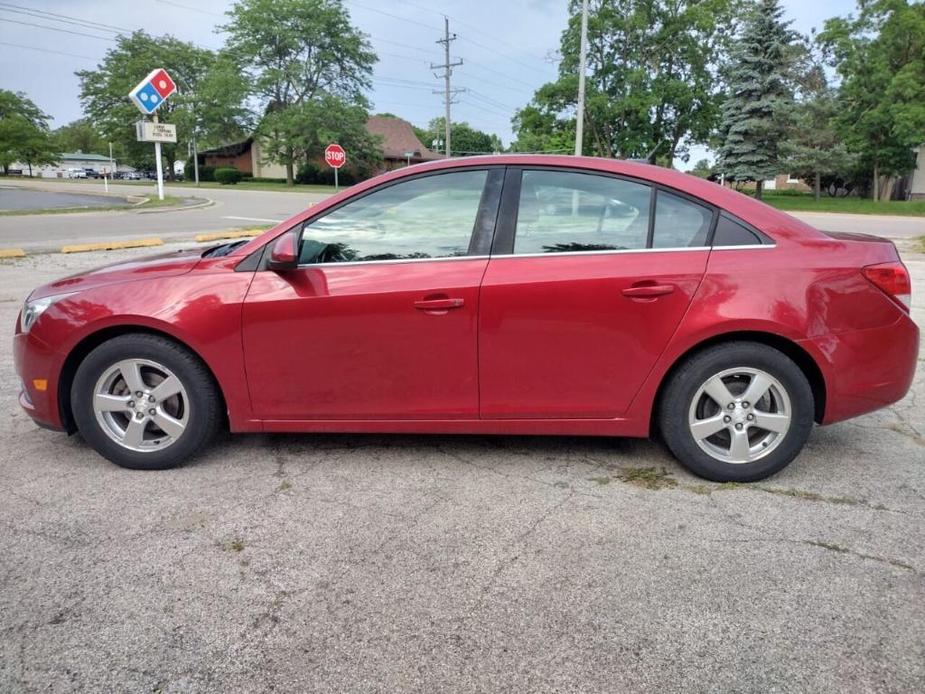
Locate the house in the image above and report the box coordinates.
[365,115,443,170]
[197,116,443,179]
[199,137,287,179]
[910,145,925,200]
[10,151,117,178]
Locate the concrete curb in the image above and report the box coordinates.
[2,227,270,257]
[194,228,264,242]
[61,238,164,254]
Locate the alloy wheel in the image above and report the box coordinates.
[92,358,189,453]
[687,367,791,464]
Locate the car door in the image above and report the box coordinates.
[242,167,502,421]
[478,167,713,419]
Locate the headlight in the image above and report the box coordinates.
[20,293,76,334]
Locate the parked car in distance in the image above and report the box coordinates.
[13,156,918,481]
[83,168,101,179]
[64,168,87,179]
[120,171,141,180]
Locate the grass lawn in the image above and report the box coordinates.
[124,179,339,194]
[754,191,925,217]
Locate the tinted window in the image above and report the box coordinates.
[514,170,651,254]
[652,190,712,248]
[299,170,487,264]
[713,214,763,246]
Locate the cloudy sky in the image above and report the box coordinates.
[1,0,856,163]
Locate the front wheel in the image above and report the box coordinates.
[71,334,222,470]
[658,342,814,482]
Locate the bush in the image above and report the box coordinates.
[249,177,287,184]
[214,167,242,185]
[296,162,360,186]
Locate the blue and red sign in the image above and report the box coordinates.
[128,68,177,115]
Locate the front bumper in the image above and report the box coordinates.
[13,330,66,431]
[800,313,920,425]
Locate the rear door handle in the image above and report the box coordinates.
[414,297,465,310]
[622,284,675,299]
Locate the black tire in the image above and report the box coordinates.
[71,334,222,470]
[658,341,814,482]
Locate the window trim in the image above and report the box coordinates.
[493,165,775,258]
[257,166,505,270]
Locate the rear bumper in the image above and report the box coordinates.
[13,331,65,431]
[800,313,919,425]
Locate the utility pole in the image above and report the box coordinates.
[574,0,590,156]
[432,17,464,158]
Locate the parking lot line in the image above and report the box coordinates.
[60,238,163,254]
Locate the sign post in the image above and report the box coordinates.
[324,143,346,191]
[127,68,177,200]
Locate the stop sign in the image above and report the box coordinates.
[325,143,346,169]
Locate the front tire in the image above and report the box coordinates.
[658,342,814,482]
[71,334,222,470]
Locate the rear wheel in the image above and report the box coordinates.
[71,334,222,470]
[658,342,814,482]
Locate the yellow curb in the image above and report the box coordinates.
[194,228,265,242]
[61,238,163,254]
[0,248,26,258]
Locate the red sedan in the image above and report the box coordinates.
[13,156,918,481]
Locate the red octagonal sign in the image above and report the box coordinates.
[324,143,346,169]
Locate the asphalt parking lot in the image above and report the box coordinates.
[1,241,923,692]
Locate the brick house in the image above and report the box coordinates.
[197,116,442,179]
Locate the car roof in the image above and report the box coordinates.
[233,155,824,257]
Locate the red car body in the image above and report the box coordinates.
[14,156,919,441]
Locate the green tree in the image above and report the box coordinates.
[688,158,715,178]
[512,0,736,162]
[77,31,249,179]
[265,95,383,179]
[820,0,925,200]
[783,88,856,200]
[222,0,377,185]
[414,118,503,155]
[717,0,798,199]
[0,90,58,176]
[52,119,109,156]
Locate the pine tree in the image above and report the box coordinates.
[717,0,797,199]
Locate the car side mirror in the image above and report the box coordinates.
[268,234,298,272]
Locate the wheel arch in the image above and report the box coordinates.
[650,330,827,436]
[57,324,228,434]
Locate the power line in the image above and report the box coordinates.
[0,40,97,61]
[0,17,116,41]
[155,0,223,18]
[0,2,132,33]
[345,0,441,33]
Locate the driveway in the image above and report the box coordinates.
[0,241,922,692]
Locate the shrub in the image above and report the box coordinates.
[214,167,242,185]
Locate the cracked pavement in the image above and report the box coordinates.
[0,240,923,692]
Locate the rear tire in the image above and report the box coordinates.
[658,342,814,482]
[71,334,222,470]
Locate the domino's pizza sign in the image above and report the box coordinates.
[128,68,177,115]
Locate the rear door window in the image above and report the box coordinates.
[513,170,652,254]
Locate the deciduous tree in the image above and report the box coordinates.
[77,32,249,179]
[0,90,58,176]
[222,0,376,184]
[820,0,925,200]
[512,0,736,163]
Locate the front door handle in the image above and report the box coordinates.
[414,297,465,311]
[622,284,675,299]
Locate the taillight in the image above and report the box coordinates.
[862,262,911,312]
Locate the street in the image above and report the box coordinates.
[2,178,925,254]
[0,179,327,252]
[0,238,922,692]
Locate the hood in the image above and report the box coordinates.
[30,247,204,300]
